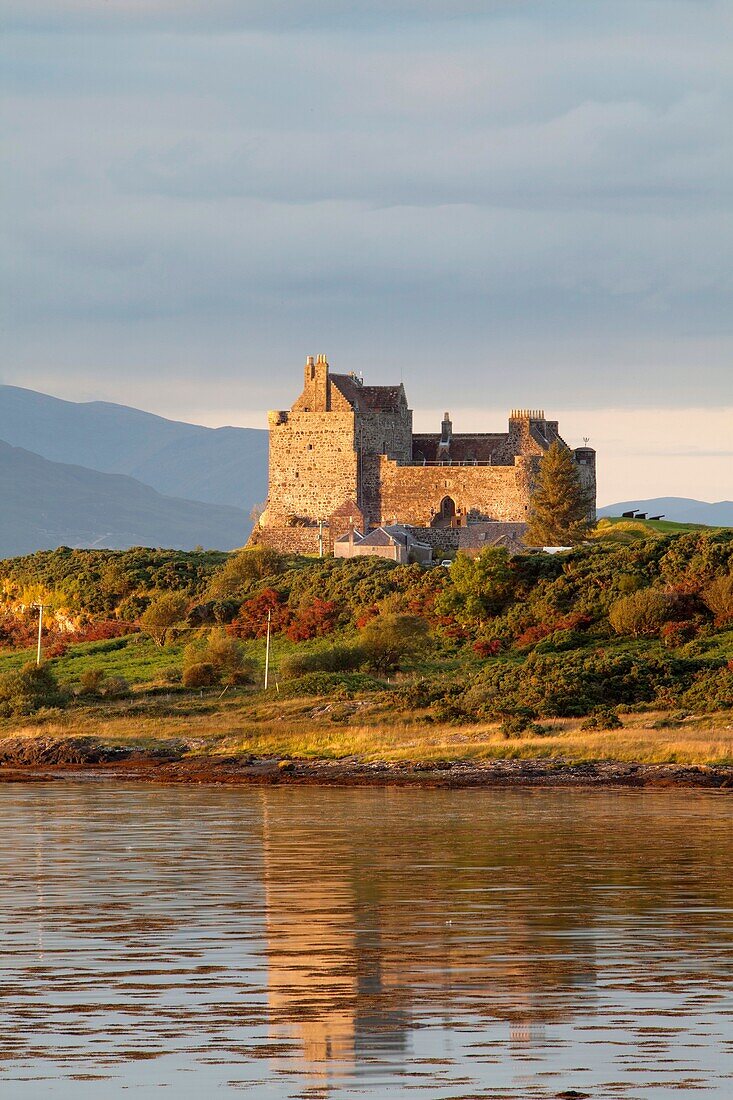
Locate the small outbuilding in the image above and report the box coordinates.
[334,524,432,565]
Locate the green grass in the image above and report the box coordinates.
[0,629,363,687]
[593,517,727,544]
[0,635,185,685]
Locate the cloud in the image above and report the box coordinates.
[0,0,731,496]
[0,1,585,33]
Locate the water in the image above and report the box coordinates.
[0,784,731,1098]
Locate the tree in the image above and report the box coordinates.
[139,592,188,647]
[434,548,514,628]
[359,613,431,675]
[525,441,594,546]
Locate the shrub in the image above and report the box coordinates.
[500,714,548,737]
[581,708,623,730]
[286,598,339,642]
[277,671,383,698]
[608,588,673,637]
[702,575,733,625]
[473,639,502,658]
[279,643,364,680]
[392,678,453,709]
[535,629,586,654]
[183,629,255,687]
[660,620,698,649]
[205,629,256,685]
[79,620,138,642]
[208,547,284,599]
[101,676,130,698]
[681,666,733,712]
[182,662,218,689]
[228,588,291,639]
[359,613,431,675]
[460,649,706,719]
[78,668,106,695]
[0,663,66,717]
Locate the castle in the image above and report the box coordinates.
[254,355,596,554]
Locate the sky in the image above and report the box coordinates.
[1,0,731,504]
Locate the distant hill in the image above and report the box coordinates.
[0,385,268,510]
[599,497,733,527]
[0,440,249,557]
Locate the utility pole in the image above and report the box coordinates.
[35,604,44,666]
[264,609,272,690]
[318,519,324,558]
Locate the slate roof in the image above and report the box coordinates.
[335,524,430,549]
[330,374,405,413]
[334,529,365,543]
[412,433,508,463]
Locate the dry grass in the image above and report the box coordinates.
[3,697,732,767]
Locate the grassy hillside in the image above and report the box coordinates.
[0,531,730,759]
[592,517,723,543]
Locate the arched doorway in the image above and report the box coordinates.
[431,496,457,528]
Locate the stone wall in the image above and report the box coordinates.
[375,456,537,527]
[250,525,325,555]
[265,409,358,523]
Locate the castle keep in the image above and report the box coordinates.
[255,355,596,553]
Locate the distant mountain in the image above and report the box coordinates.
[599,497,733,527]
[0,440,249,558]
[0,385,268,510]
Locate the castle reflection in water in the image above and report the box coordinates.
[261,789,603,1086]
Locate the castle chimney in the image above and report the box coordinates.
[302,353,330,409]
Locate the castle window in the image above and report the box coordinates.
[307,444,313,451]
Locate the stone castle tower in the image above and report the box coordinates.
[254,355,596,553]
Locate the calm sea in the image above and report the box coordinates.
[0,783,731,1098]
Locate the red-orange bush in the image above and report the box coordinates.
[660,620,698,648]
[227,588,292,639]
[514,612,592,650]
[286,599,338,642]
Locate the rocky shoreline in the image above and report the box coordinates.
[0,735,731,789]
